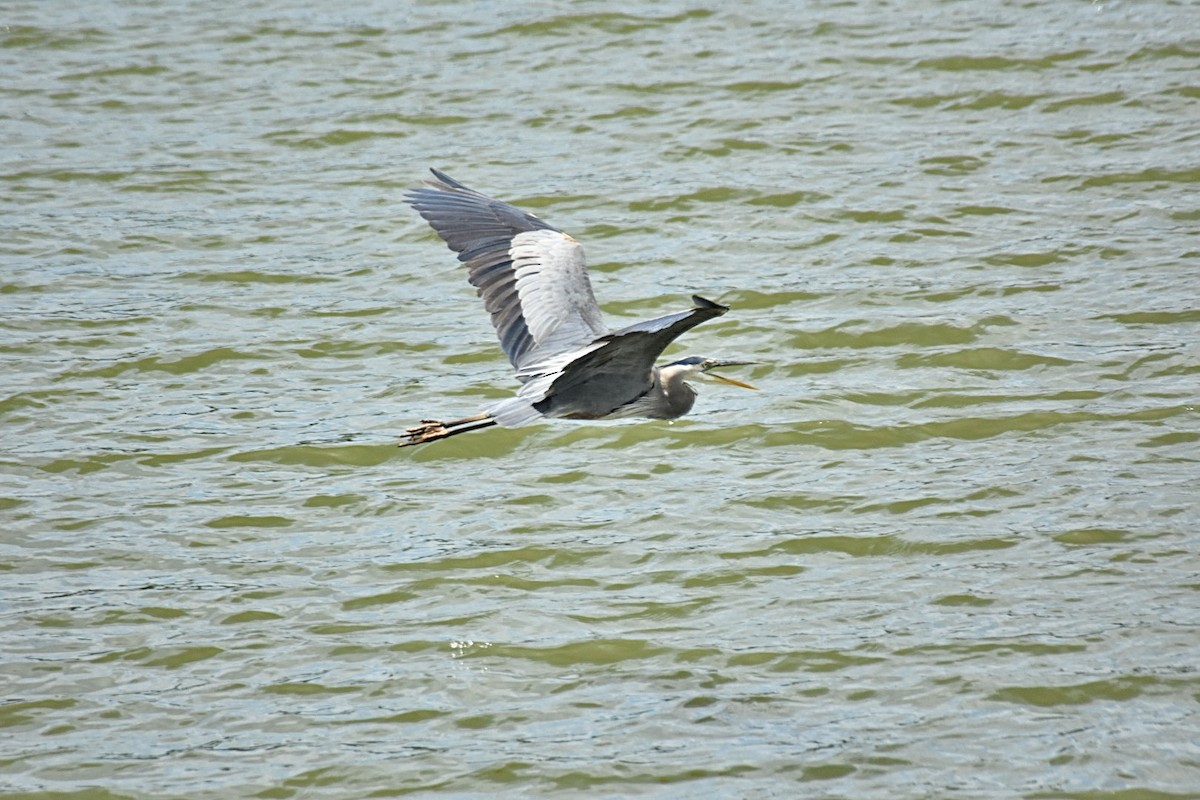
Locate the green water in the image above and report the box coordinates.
[2,1,1197,797]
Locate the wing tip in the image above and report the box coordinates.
[428,167,466,189]
[691,295,730,314]
[404,168,478,213]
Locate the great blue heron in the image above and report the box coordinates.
[400,169,756,446]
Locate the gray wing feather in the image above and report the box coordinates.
[406,169,608,372]
[533,296,729,416]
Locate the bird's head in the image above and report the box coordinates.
[661,356,758,390]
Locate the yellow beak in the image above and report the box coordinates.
[707,372,758,391]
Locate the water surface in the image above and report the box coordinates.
[2,1,1198,797]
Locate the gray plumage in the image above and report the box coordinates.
[401,168,755,446]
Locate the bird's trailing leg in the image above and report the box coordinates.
[400,412,497,447]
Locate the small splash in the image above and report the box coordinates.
[449,640,494,659]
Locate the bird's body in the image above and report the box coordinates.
[401,169,754,446]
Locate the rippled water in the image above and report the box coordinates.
[3,1,1198,797]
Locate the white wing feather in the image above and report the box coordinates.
[509,230,607,368]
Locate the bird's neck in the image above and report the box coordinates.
[654,366,698,419]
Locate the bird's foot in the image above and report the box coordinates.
[399,413,497,447]
[400,420,450,447]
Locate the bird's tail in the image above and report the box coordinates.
[485,396,544,428]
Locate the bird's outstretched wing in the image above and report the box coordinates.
[532,296,731,415]
[406,169,609,373]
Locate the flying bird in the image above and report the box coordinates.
[400,169,756,446]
